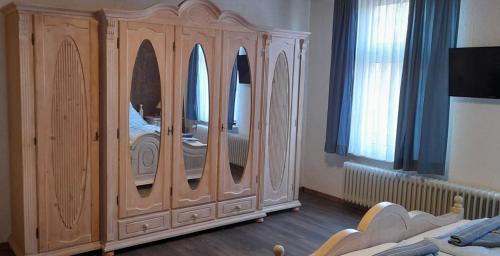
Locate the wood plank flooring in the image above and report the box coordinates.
[0,191,365,256]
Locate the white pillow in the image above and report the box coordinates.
[403,220,472,244]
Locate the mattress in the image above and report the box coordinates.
[129,124,160,142]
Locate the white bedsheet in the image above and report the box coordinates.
[428,237,500,256]
[438,252,453,256]
[401,219,500,255]
[342,243,398,256]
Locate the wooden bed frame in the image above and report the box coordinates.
[273,196,465,256]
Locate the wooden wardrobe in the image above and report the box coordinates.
[260,32,308,212]
[3,0,308,255]
[3,4,101,256]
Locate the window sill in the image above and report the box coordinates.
[344,154,447,180]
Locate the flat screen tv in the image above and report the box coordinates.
[450,47,500,98]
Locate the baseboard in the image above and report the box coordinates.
[300,187,345,203]
[8,238,22,256]
[262,200,301,214]
[300,187,368,212]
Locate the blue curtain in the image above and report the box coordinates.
[324,0,358,155]
[186,45,199,121]
[394,0,461,174]
[227,61,238,130]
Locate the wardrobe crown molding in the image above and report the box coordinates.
[270,29,310,39]
[1,2,95,17]
[98,0,272,33]
[2,0,310,37]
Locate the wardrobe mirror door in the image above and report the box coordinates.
[227,47,251,184]
[129,39,162,195]
[269,52,290,190]
[183,43,210,190]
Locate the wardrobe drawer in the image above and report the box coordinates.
[218,196,256,218]
[172,203,216,228]
[118,211,170,239]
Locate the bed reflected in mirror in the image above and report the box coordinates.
[182,43,210,190]
[227,47,252,184]
[128,39,162,196]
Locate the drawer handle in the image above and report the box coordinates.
[142,223,149,231]
[191,213,199,219]
[234,205,242,211]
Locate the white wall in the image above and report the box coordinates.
[301,0,500,198]
[0,0,310,243]
[447,98,500,191]
[301,0,347,198]
[446,0,500,191]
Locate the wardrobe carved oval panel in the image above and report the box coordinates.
[51,37,88,229]
[269,52,289,191]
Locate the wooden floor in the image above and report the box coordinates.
[0,191,365,256]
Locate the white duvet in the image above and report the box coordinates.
[402,219,500,256]
[344,219,500,256]
[342,243,399,256]
[129,103,160,142]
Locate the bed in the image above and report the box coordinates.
[129,104,161,186]
[273,195,500,256]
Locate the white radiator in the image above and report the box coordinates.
[227,133,249,168]
[192,125,249,167]
[344,162,500,219]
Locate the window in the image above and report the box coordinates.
[196,45,210,123]
[234,73,252,135]
[348,0,409,162]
